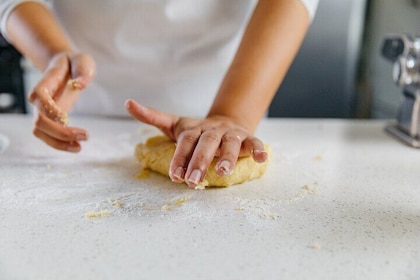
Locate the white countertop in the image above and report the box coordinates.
[0,115,419,280]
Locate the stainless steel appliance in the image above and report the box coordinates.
[382,33,420,147]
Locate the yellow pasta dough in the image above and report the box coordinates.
[135,135,271,188]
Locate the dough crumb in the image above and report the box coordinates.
[67,79,82,90]
[314,155,323,161]
[135,169,151,179]
[84,210,109,218]
[284,190,307,204]
[161,196,191,211]
[161,204,171,211]
[139,127,159,135]
[313,242,321,250]
[173,197,189,206]
[303,184,320,195]
[111,201,123,208]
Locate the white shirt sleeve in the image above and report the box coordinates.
[0,0,49,42]
[299,0,319,21]
[0,0,319,43]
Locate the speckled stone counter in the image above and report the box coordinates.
[1,115,419,280]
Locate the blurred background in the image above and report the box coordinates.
[0,0,419,119]
[268,0,420,119]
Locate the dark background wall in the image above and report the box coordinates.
[0,34,25,113]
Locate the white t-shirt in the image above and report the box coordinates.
[0,0,318,117]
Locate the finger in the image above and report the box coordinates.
[56,53,95,112]
[68,53,96,90]
[184,129,223,188]
[168,128,201,184]
[35,113,88,142]
[29,54,69,103]
[241,136,268,163]
[33,125,82,153]
[215,132,245,176]
[29,55,70,125]
[55,84,81,113]
[125,99,178,138]
[32,87,69,125]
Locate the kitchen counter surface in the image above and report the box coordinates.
[0,115,419,280]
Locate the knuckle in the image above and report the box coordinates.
[34,115,44,128]
[251,138,264,149]
[57,129,73,140]
[220,151,237,161]
[74,53,96,72]
[179,130,200,144]
[30,86,46,100]
[28,90,37,101]
[74,52,88,60]
[171,154,189,167]
[191,153,213,169]
[222,133,241,143]
[32,128,41,138]
[200,130,218,142]
[243,138,264,155]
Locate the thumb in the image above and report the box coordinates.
[125,99,178,139]
[68,53,96,90]
[55,53,96,113]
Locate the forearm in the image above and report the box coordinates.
[6,1,73,71]
[208,0,310,133]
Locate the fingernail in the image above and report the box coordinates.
[76,134,88,141]
[216,160,233,176]
[252,149,268,163]
[170,167,184,182]
[187,169,202,186]
[67,146,80,153]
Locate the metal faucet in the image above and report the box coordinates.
[382,34,420,148]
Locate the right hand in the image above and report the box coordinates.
[29,52,96,152]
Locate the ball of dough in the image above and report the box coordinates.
[135,135,271,188]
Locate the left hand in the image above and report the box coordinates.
[29,52,96,152]
[125,99,268,188]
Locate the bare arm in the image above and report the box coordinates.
[5,2,95,152]
[6,1,73,70]
[127,0,312,188]
[208,0,310,133]
[6,1,313,187]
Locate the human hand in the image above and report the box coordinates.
[29,52,96,152]
[125,99,268,188]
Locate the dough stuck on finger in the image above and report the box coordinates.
[37,88,69,125]
[134,135,271,188]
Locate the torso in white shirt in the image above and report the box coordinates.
[0,0,318,117]
[51,0,258,117]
